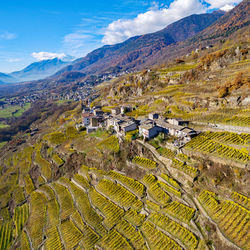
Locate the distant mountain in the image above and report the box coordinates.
[55,11,224,77]
[1,0,249,95]
[1,11,225,91]
[51,1,248,85]
[151,0,250,65]
[0,73,16,84]
[10,58,70,82]
[0,58,72,84]
[198,1,249,40]
[0,80,7,86]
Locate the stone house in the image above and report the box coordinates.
[148,113,159,120]
[75,123,84,130]
[120,120,138,134]
[93,109,104,116]
[106,116,115,128]
[167,118,189,127]
[179,127,197,142]
[92,105,102,110]
[139,120,162,139]
[111,107,121,115]
[86,127,98,134]
[82,107,91,113]
[90,117,99,127]
[82,113,94,126]
[121,106,131,114]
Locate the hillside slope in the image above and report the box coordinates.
[34,0,249,89]
[56,11,224,76]
[0,17,249,250]
[0,1,249,98]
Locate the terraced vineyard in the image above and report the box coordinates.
[34,143,52,180]
[185,132,250,164]
[192,112,250,127]
[162,201,196,224]
[0,31,250,250]
[231,191,250,209]
[172,158,199,178]
[160,173,180,189]
[106,170,145,197]
[200,131,250,145]
[149,212,198,249]
[96,178,143,210]
[132,156,157,169]
[198,190,250,249]
[0,131,249,250]
[0,162,206,250]
[157,147,176,159]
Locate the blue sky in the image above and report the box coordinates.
[0,0,242,72]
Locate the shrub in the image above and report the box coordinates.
[47,132,66,146]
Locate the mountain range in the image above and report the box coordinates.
[56,11,224,76]
[0,0,249,92]
[0,58,71,85]
[48,0,248,86]
[40,0,249,86]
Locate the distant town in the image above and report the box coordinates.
[0,70,137,110]
[0,84,95,109]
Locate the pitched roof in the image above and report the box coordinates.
[120,120,137,128]
[181,127,196,133]
[140,120,156,130]
[82,112,94,118]
[156,120,183,130]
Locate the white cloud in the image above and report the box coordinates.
[62,30,102,57]
[220,4,235,11]
[102,0,243,45]
[63,33,92,50]
[6,58,21,63]
[102,0,206,45]
[0,32,17,40]
[32,52,67,61]
[205,0,242,9]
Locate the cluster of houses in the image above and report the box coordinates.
[77,105,198,143]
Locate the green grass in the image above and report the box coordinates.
[0,123,9,129]
[148,139,160,149]
[0,106,21,118]
[159,63,198,73]
[125,129,139,141]
[46,132,67,146]
[13,103,31,117]
[89,129,108,139]
[56,100,72,105]
[0,103,31,118]
[0,142,7,149]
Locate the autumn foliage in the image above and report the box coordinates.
[217,72,250,98]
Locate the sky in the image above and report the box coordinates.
[0,0,242,73]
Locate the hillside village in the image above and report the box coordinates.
[0,40,249,250]
[0,95,249,250]
[79,105,199,146]
[0,2,249,250]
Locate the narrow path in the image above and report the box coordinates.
[135,139,208,247]
[191,121,250,134]
[193,197,241,250]
[153,223,187,250]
